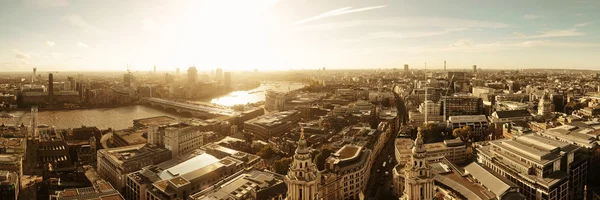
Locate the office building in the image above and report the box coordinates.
[474,134,587,199]
[50,179,124,200]
[48,73,54,104]
[394,138,467,166]
[124,146,249,200]
[447,115,489,139]
[441,95,484,120]
[162,126,208,158]
[336,89,356,101]
[188,66,198,85]
[224,71,232,89]
[489,110,533,123]
[244,110,301,139]
[404,64,409,73]
[189,169,287,200]
[320,144,372,200]
[96,144,172,192]
[215,68,223,81]
[473,65,477,73]
[408,100,443,124]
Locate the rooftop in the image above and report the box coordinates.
[246,110,299,127]
[133,116,178,127]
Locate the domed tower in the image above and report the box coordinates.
[284,127,321,200]
[402,131,435,200]
[538,92,552,117]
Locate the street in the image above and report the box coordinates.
[366,129,398,200]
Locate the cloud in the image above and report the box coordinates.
[77,42,88,48]
[13,49,30,59]
[449,39,474,47]
[64,14,106,34]
[575,22,593,27]
[440,40,600,53]
[524,14,542,19]
[141,18,159,31]
[46,41,55,47]
[296,5,387,24]
[365,28,467,40]
[517,28,586,39]
[22,0,69,7]
[296,17,509,31]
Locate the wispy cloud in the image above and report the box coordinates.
[517,28,586,39]
[449,39,474,47]
[365,28,467,40]
[440,40,599,53]
[296,17,509,31]
[77,42,88,48]
[22,0,69,7]
[141,18,159,31]
[64,14,106,34]
[46,41,55,47]
[524,14,542,19]
[575,22,593,27]
[296,5,387,24]
[13,49,30,59]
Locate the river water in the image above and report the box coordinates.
[206,81,305,106]
[0,82,305,130]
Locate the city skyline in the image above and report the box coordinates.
[1,0,599,72]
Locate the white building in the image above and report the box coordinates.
[163,126,207,158]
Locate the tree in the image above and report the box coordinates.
[272,157,292,175]
[565,101,584,113]
[257,145,275,159]
[314,147,333,171]
[452,126,474,143]
[418,123,448,143]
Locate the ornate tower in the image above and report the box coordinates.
[284,128,321,200]
[538,92,552,117]
[402,130,435,200]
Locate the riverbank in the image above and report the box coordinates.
[0,104,138,112]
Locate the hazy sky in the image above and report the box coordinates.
[1,0,599,72]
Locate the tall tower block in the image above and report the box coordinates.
[444,60,446,72]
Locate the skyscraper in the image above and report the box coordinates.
[153,65,156,74]
[215,68,223,81]
[48,73,54,104]
[404,64,409,73]
[188,66,197,84]
[32,67,37,83]
[473,65,477,73]
[223,71,232,89]
[444,60,446,72]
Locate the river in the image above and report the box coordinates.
[204,81,306,106]
[0,82,305,130]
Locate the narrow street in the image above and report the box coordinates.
[366,127,398,200]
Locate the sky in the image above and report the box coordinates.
[1,0,599,72]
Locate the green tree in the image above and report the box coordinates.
[453,126,474,142]
[258,145,275,159]
[314,147,333,171]
[272,157,292,175]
